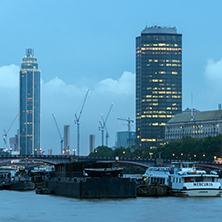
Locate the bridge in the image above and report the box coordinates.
[0,154,222,170]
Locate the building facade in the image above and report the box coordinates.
[9,130,19,153]
[19,49,41,155]
[165,109,222,141]
[64,125,70,154]
[89,134,95,153]
[136,26,182,149]
[116,131,136,148]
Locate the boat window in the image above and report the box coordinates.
[179,178,181,183]
[185,177,191,182]
[191,177,195,182]
[196,177,203,182]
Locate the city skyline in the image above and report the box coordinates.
[1,1,222,155]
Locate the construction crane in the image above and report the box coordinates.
[117,117,134,147]
[74,89,89,157]
[101,114,111,147]
[117,117,134,132]
[2,113,19,151]
[52,114,64,154]
[99,103,114,146]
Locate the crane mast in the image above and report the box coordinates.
[99,119,104,146]
[99,103,114,146]
[74,89,89,157]
[52,114,64,154]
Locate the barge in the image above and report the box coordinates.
[45,161,136,198]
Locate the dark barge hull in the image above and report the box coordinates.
[46,177,137,198]
[137,183,168,197]
[5,182,35,191]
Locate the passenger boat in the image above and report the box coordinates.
[84,167,123,178]
[169,162,222,197]
[141,166,170,196]
[142,162,222,197]
[142,166,171,186]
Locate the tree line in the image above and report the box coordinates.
[89,135,222,161]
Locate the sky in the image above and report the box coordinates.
[1,0,222,155]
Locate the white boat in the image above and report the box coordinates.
[142,166,170,186]
[169,162,222,197]
[142,162,222,197]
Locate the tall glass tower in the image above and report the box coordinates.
[19,49,41,155]
[136,26,182,149]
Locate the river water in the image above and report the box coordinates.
[1,190,222,222]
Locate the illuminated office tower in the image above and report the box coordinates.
[136,26,182,149]
[19,49,41,155]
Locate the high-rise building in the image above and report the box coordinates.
[64,125,70,154]
[136,26,182,149]
[89,134,95,153]
[19,49,41,155]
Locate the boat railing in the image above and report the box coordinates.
[148,167,170,171]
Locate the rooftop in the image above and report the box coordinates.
[167,110,222,124]
[142,25,177,34]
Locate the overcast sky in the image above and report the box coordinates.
[1,0,222,155]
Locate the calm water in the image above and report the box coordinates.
[1,190,222,222]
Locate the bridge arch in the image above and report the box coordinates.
[0,158,58,166]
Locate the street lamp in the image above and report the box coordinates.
[149,152,153,159]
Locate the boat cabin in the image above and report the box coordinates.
[172,162,196,173]
[54,161,113,178]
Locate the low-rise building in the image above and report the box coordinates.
[165,109,222,141]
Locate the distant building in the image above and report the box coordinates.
[89,134,95,153]
[136,25,182,149]
[19,49,41,155]
[116,131,136,148]
[48,149,53,155]
[9,130,19,152]
[165,109,222,141]
[64,125,70,154]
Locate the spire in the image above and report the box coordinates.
[26,48,34,57]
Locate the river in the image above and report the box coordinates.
[0,190,222,222]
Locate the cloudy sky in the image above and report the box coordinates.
[1,0,222,155]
